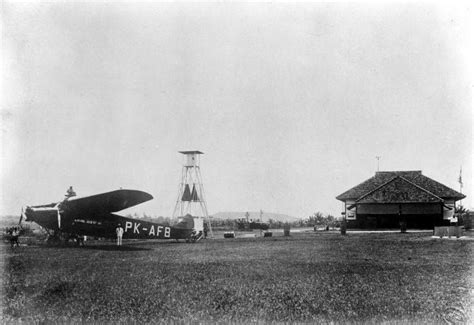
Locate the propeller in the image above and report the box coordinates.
[19,207,26,225]
[57,208,61,229]
[54,203,61,229]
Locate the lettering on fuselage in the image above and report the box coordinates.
[74,219,102,225]
[124,221,171,238]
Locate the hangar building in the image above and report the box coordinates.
[336,171,465,229]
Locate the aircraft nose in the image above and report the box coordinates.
[24,207,33,221]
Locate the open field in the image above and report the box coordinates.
[2,232,473,323]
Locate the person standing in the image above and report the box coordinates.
[450,215,458,226]
[10,227,20,248]
[116,224,124,246]
[65,186,76,198]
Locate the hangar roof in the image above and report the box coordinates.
[336,171,465,202]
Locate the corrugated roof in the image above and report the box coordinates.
[336,170,465,202]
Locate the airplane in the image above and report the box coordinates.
[21,187,204,245]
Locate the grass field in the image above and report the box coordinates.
[1,232,473,323]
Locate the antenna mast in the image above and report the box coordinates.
[459,166,463,207]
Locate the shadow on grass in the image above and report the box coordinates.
[80,245,151,251]
[32,243,151,251]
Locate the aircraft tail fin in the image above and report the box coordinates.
[175,214,194,229]
[176,214,205,242]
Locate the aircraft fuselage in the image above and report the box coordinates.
[25,207,194,240]
[23,189,198,241]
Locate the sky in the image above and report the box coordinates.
[1,2,472,219]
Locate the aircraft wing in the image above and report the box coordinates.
[61,189,153,215]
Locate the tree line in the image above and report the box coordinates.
[126,211,341,230]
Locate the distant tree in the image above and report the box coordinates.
[142,213,154,221]
[235,218,248,230]
[268,218,275,228]
[289,220,302,228]
[455,206,471,229]
[307,212,325,227]
[266,218,285,229]
[306,212,339,228]
[211,218,237,231]
[326,214,336,227]
[455,205,469,214]
[156,216,171,225]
